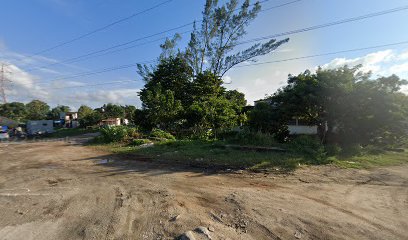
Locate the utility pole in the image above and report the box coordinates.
[0,63,11,104]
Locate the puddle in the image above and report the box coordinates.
[98,159,115,164]
[42,164,60,170]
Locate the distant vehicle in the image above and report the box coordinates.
[0,130,9,140]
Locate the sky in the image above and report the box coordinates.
[1,0,408,110]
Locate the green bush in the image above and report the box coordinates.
[289,135,329,164]
[149,128,176,140]
[325,144,342,156]
[99,126,141,143]
[340,144,363,157]
[130,139,151,146]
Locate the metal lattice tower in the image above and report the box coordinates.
[0,63,11,104]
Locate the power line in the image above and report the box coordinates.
[261,0,302,12]
[27,39,408,91]
[47,80,137,90]
[36,59,156,85]
[27,0,175,58]
[26,24,194,72]
[238,4,408,45]
[233,40,408,68]
[25,0,301,72]
[28,3,408,75]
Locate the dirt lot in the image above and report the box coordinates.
[0,136,407,240]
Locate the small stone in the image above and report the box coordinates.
[170,214,180,222]
[195,226,210,234]
[294,231,302,239]
[195,226,212,239]
[179,231,196,240]
[208,226,215,232]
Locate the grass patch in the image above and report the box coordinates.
[92,140,323,171]
[46,128,98,138]
[332,150,408,169]
[92,139,408,172]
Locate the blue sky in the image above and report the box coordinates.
[1,0,408,109]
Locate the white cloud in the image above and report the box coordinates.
[321,50,395,74]
[65,89,141,108]
[3,64,49,101]
[0,62,141,109]
[223,75,232,84]
[389,62,408,74]
[397,50,408,61]
[49,80,86,88]
[0,39,88,76]
[321,49,408,79]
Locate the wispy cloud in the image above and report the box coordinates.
[321,49,408,78]
[0,40,89,76]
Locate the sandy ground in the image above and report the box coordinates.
[0,135,407,240]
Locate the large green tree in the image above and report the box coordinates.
[186,72,243,135]
[139,56,193,130]
[140,56,194,107]
[103,103,125,119]
[0,102,27,122]
[78,105,100,127]
[78,105,94,119]
[139,58,246,135]
[123,105,137,123]
[185,0,288,76]
[137,0,288,79]
[48,105,71,120]
[256,66,408,146]
[26,100,50,120]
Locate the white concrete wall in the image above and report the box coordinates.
[27,120,55,135]
[288,125,318,135]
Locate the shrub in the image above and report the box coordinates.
[130,139,151,146]
[99,126,140,143]
[325,144,342,156]
[340,144,362,157]
[149,128,176,140]
[289,135,329,164]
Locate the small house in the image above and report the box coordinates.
[287,118,318,135]
[59,112,79,128]
[99,118,129,127]
[254,99,319,135]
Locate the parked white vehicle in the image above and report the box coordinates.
[0,130,9,140]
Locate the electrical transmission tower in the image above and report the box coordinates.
[0,63,12,104]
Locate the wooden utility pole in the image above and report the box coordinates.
[0,63,11,104]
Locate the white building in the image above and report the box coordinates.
[287,118,318,135]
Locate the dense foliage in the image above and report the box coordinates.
[0,102,27,122]
[249,65,408,148]
[135,0,287,138]
[48,105,71,120]
[25,100,50,120]
[138,56,247,137]
[0,101,138,128]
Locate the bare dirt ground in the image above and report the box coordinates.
[0,136,407,240]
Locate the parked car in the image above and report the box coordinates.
[0,130,9,140]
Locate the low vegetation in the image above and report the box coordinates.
[91,127,407,171]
